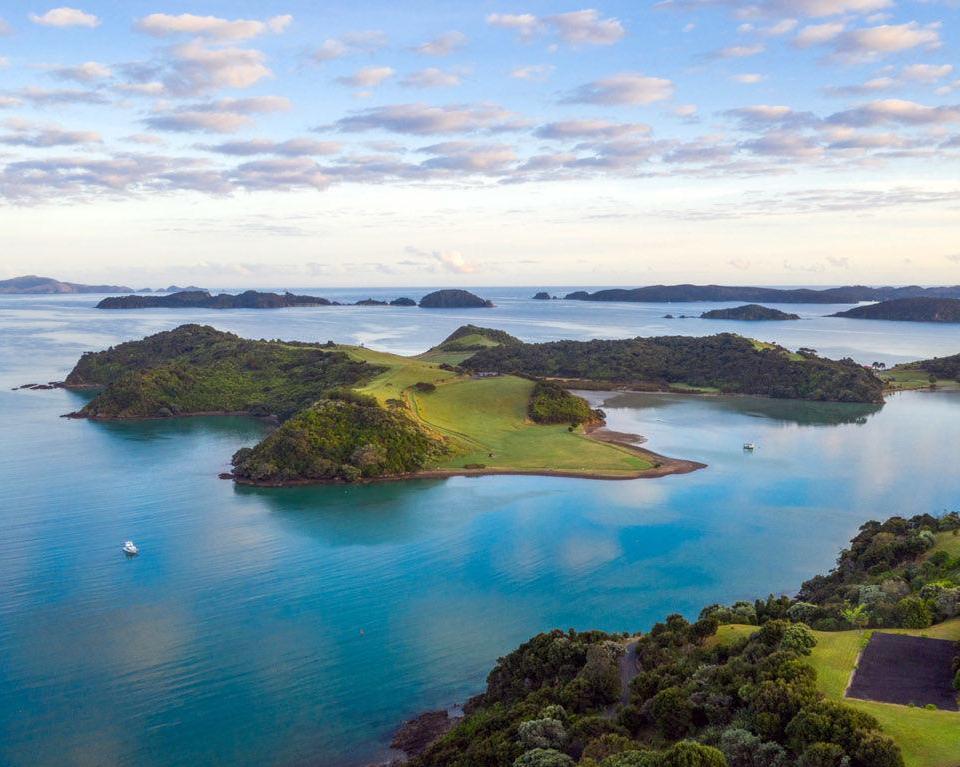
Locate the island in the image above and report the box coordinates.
[0,274,134,294]
[390,297,417,306]
[830,297,960,323]
[564,283,960,304]
[58,324,888,486]
[701,304,800,321]
[533,291,557,300]
[419,289,494,308]
[95,290,338,309]
[387,511,960,767]
[881,351,960,391]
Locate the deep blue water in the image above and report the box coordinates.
[1,290,958,766]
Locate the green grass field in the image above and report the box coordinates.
[710,622,960,767]
[881,367,960,392]
[338,344,655,476]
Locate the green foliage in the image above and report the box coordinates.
[660,742,727,767]
[517,718,566,750]
[527,381,602,426]
[231,397,445,482]
[436,324,523,351]
[413,381,438,393]
[513,749,575,767]
[892,596,932,629]
[68,324,380,420]
[462,333,883,403]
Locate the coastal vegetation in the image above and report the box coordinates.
[96,290,337,309]
[881,353,960,392]
[563,285,960,304]
[462,334,884,403]
[419,289,495,308]
[400,513,960,767]
[527,381,603,426]
[700,305,800,321]
[831,298,960,323]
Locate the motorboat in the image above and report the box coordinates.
[743,443,756,451]
[123,540,139,556]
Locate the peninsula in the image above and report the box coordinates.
[831,297,960,323]
[96,290,338,309]
[700,304,800,321]
[564,283,960,304]
[61,323,883,485]
[0,274,134,294]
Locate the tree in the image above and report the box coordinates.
[518,718,566,751]
[660,741,728,767]
[513,748,575,767]
[841,604,869,633]
[649,686,694,739]
[892,596,932,629]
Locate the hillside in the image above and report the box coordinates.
[419,289,494,308]
[396,512,960,767]
[96,290,337,309]
[831,298,960,323]
[564,284,960,304]
[62,324,678,484]
[0,274,133,294]
[701,304,800,321]
[461,333,884,403]
[881,352,960,391]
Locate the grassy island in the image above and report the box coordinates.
[395,512,960,767]
[63,324,889,484]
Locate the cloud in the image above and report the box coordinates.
[486,9,625,46]
[198,138,342,156]
[230,158,331,191]
[561,72,674,105]
[732,73,766,83]
[534,120,651,139]
[419,141,517,171]
[29,7,99,28]
[416,31,467,56]
[50,61,112,82]
[0,96,21,108]
[657,0,891,18]
[313,30,388,62]
[161,41,272,95]
[0,18,11,35]
[144,96,291,134]
[135,13,291,40]
[124,133,166,146]
[723,104,817,129]
[739,130,824,158]
[14,86,110,105]
[902,64,953,82]
[794,21,845,46]
[401,68,462,88]
[828,99,960,126]
[509,64,554,81]
[0,120,101,147]
[824,64,954,97]
[332,102,528,135]
[712,43,766,58]
[336,66,395,88]
[431,249,477,273]
[834,22,942,58]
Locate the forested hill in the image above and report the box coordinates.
[831,297,960,323]
[96,290,337,309]
[461,333,884,403]
[564,284,960,304]
[700,304,799,321]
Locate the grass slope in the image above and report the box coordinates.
[339,344,654,476]
[710,622,960,767]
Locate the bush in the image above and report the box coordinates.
[892,596,932,629]
[413,381,437,393]
[649,687,693,739]
[513,748,575,767]
[527,380,600,426]
[660,741,727,767]
[517,718,566,751]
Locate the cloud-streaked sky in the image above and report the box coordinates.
[0,1,957,286]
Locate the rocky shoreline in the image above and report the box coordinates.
[365,707,464,766]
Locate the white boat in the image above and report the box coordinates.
[122,540,139,556]
[743,442,756,451]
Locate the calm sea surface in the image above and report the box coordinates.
[1,288,959,766]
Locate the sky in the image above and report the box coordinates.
[0,1,958,288]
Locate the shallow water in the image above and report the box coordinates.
[1,290,958,766]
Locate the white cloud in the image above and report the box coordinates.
[401,68,462,88]
[162,41,272,95]
[135,13,291,40]
[509,64,554,81]
[51,61,112,82]
[313,30,389,62]
[794,21,845,46]
[416,31,467,56]
[561,72,675,105]
[714,43,766,58]
[431,249,477,273]
[336,66,395,88]
[420,141,517,172]
[732,73,766,83]
[0,119,101,147]
[0,18,10,35]
[535,120,651,139]
[901,63,953,83]
[829,98,960,126]
[29,7,99,28]
[144,96,291,134]
[486,9,625,46]
[199,138,342,157]
[333,103,528,135]
[835,22,942,58]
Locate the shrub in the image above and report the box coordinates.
[517,718,566,751]
[649,687,693,739]
[893,596,932,629]
[513,748,575,767]
[413,381,437,393]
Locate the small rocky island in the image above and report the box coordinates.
[701,304,800,321]
[96,290,337,310]
[419,289,493,308]
[831,297,960,323]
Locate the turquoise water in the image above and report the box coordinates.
[1,290,959,766]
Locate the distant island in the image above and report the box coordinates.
[96,290,337,310]
[701,304,800,321]
[0,274,134,294]
[831,297,960,323]
[565,283,960,304]
[532,291,558,300]
[56,323,893,487]
[419,289,494,308]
